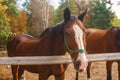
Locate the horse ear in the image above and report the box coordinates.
[64,7,71,24]
[78,9,87,22]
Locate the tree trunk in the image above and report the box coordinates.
[30,0,49,37]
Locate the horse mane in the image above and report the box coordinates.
[51,22,65,38]
[38,22,65,39]
[107,26,120,41]
[39,27,51,38]
[115,27,120,41]
[51,15,80,37]
[39,15,79,38]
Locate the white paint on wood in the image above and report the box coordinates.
[0,53,119,65]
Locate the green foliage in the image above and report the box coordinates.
[111,16,120,26]
[54,0,114,29]
[0,0,12,46]
[22,0,30,15]
[2,0,20,17]
[54,0,78,24]
[90,0,113,29]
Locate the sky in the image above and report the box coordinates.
[18,0,120,19]
[49,0,60,9]
[110,0,120,19]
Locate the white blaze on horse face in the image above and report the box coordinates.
[73,24,88,71]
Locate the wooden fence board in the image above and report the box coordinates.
[0,53,119,65]
[87,52,120,62]
[0,55,72,65]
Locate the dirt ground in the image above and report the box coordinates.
[0,51,119,80]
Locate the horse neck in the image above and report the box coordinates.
[38,30,66,55]
[50,33,67,55]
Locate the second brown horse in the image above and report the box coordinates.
[86,27,120,80]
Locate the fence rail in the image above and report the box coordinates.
[0,53,120,65]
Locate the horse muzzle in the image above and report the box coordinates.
[74,59,88,72]
[74,60,82,72]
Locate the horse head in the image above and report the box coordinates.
[63,7,88,72]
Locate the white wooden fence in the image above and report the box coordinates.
[0,53,120,65]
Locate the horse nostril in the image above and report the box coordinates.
[75,60,81,70]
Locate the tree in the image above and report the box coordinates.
[0,0,12,46]
[48,5,55,27]
[9,10,27,34]
[0,0,28,47]
[111,15,120,27]
[22,0,55,36]
[54,0,79,24]
[2,0,20,17]
[3,0,27,34]
[73,0,114,29]
[90,0,113,29]
[17,10,27,33]
[29,0,50,37]
[75,0,90,28]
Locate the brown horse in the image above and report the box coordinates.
[86,27,120,80]
[7,8,88,80]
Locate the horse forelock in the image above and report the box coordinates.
[71,15,86,32]
[70,15,78,22]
